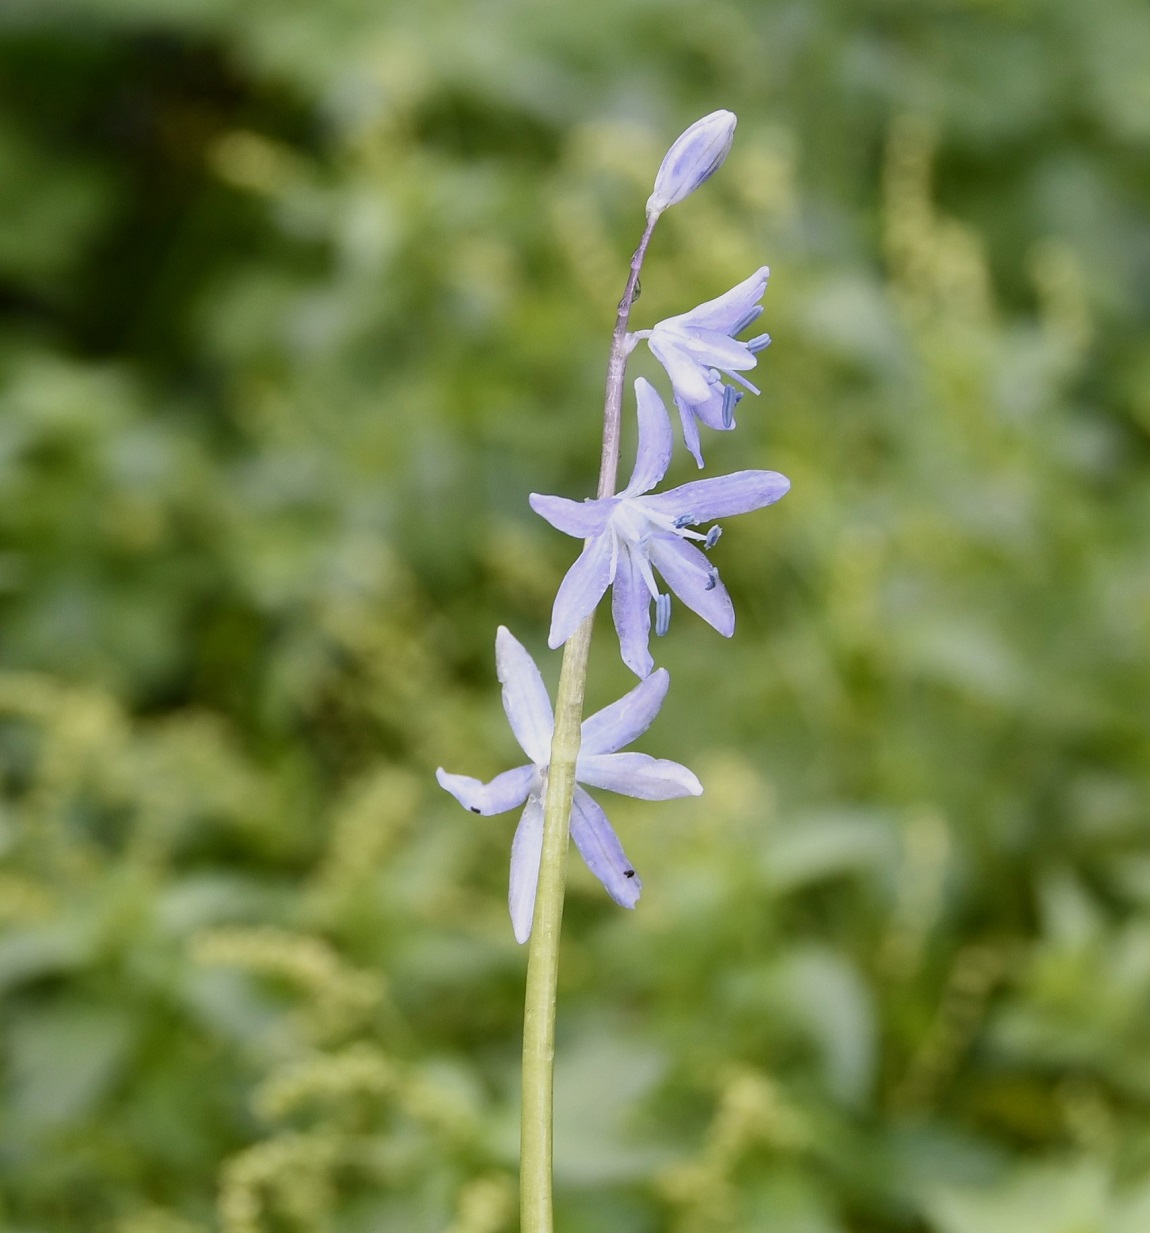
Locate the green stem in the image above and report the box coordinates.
[519,215,658,1233]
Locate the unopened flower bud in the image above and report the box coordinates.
[646,110,737,219]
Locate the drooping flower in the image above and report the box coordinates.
[530,379,789,678]
[437,627,702,943]
[646,110,738,219]
[631,266,772,467]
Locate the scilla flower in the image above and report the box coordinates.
[631,266,772,466]
[646,110,737,219]
[530,379,789,678]
[437,627,702,942]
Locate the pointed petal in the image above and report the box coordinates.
[648,535,735,635]
[643,470,790,522]
[529,493,614,538]
[578,752,703,800]
[675,395,705,468]
[548,532,616,649]
[647,333,714,406]
[580,667,669,755]
[663,266,770,333]
[436,764,535,815]
[569,787,641,909]
[509,795,544,943]
[675,328,758,373]
[610,545,654,678]
[496,627,554,765]
[690,385,733,432]
[620,378,673,498]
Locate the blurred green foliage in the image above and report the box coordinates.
[1,0,1149,1230]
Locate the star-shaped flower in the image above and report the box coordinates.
[437,627,702,943]
[530,379,790,678]
[631,266,772,467]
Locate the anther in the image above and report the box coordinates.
[721,385,740,429]
[747,332,772,354]
[655,594,671,636]
[731,306,763,336]
[673,513,697,529]
[704,525,722,550]
[704,568,719,592]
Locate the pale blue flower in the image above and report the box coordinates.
[437,627,702,943]
[632,266,772,467]
[647,110,738,219]
[530,379,790,678]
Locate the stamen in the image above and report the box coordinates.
[747,332,772,354]
[655,593,671,636]
[704,567,719,592]
[704,525,722,550]
[722,385,740,429]
[673,513,697,528]
[730,306,763,336]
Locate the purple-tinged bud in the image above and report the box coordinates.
[646,110,737,219]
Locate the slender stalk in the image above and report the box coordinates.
[520,215,659,1233]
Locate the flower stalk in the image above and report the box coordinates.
[519,212,658,1233]
[438,109,785,1230]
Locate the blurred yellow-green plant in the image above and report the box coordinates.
[1,1,1149,1230]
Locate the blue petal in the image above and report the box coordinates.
[675,394,706,468]
[548,532,616,649]
[643,470,790,522]
[648,534,734,635]
[621,378,674,498]
[569,787,641,909]
[496,627,554,766]
[647,333,713,406]
[436,764,536,815]
[675,328,758,373]
[610,545,654,678]
[578,751,703,799]
[580,667,669,756]
[509,794,544,944]
[529,493,614,538]
[663,266,770,334]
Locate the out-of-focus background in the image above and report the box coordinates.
[2,0,1149,1230]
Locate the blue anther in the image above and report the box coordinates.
[747,332,772,354]
[655,594,671,636]
[730,306,763,336]
[704,525,723,550]
[704,568,719,592]
[722,385,740,429]
[673,513,697,529]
